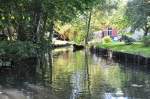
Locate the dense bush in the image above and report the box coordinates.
[142,36,150,47]
[122,35,135,45]
[0,41,37,57]
[102,36,112,44]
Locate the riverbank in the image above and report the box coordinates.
[90,42,150,66]
[94,42,150,58]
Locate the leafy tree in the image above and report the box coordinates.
[110,1,130,31]
[125,0,150,36]
[0,0,97,43]
[83,0,119,44]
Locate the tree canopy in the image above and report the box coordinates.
[0,0,104,43]
[125,0,150,35]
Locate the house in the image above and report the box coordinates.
[88,27,118,44]
[102,27,118,40]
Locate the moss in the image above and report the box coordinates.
[96,42,150,58]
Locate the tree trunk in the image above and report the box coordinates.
[144,26,149,36]
[33,12,42,43]
[18,22,26,41]
[32,0,43,43]
[49,20,54,44]
[36,13,42,43]
[17,3,27,41]
[40,13,48,41]
[7,26,14,41]
[85,10,92,45]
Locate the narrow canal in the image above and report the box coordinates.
[0,48,150,99]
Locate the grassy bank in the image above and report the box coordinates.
[96,42,150,58]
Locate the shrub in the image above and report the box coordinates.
[122,35,135,45]
[102,36,112,44]
[142,36,150,47]
[0,41,37,57]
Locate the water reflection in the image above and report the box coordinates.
[0,50,57,99]
[52,48,150,99]
[0,48,150,99]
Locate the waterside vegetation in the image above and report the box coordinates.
[96,42,150,58]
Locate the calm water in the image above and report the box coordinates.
[0,48,150,99]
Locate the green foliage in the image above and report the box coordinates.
[125,0,150,32]
[0,41,37,57]
[109,1,130,30]
[0,0,102,42]
[122,35,135,45]
[142,36,150,47]
[1,0,141,45]
[74,33,86,44]
[96,42,150,57]
[55,0,119,44]
[102,36,112,44]
[55,17,87,44]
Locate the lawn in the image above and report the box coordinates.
[96,42,150,58]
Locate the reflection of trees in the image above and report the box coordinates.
[52,50,93,99]
[36,49,53,86]
[0,52,55,99]
[28,50,57,99]
[52,50,74,99]
[92,56,150,99]
[0,49,54,87]
[120,65,150,99]
[84,51,115,99]
[82,50,91,99]
[0,57,37,87]
[35,49,150,99]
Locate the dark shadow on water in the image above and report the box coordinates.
[0,50,58,99]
